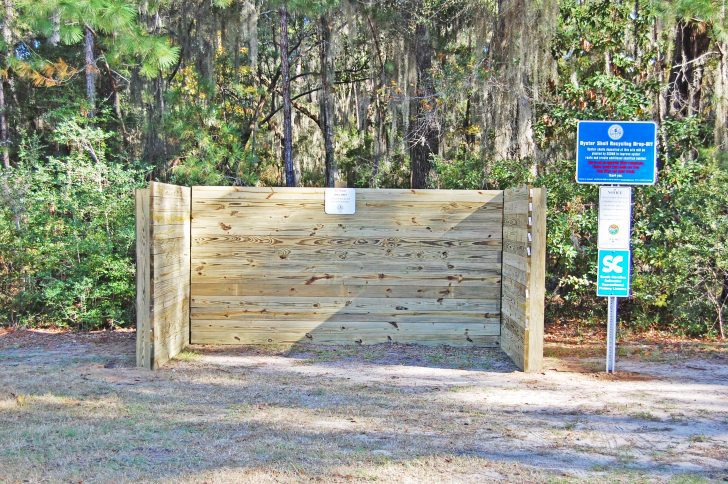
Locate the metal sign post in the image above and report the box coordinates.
[576,120,658,373]
[606,296,618,372]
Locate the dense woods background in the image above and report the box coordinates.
[0,0,726,338]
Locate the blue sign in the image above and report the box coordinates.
[577,121,657,185]
[597,249,631,297]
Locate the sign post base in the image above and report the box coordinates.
[606,296,618,373]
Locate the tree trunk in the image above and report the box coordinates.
[667,20,711,118]
[0,78,8,168]
[84,26,97,117]
[279,6,294,187]
[486,0,555,171]
[49,10,60,46]
[1,0,12,167]
[714,43,728,150]
[408,23,438,189]
[319,15,336,188]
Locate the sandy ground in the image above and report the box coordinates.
[0,329,726,483]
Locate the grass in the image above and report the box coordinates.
[0,331,727,482]
[174,350,201,362]
[630,411,663,421]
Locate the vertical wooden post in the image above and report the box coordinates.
[500,186,546,372]
[136,182,191,369]
[135,189,152,369]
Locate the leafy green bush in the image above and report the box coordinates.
[0,120,146,330]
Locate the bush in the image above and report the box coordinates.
[0,122,147,330]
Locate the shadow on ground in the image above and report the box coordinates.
[0,329,726,482]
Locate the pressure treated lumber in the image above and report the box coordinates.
[190,187,504,346]
[500,186,546,372]
[136,184,547,372]
[136,182,191,369]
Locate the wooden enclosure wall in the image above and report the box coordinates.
[190,187,504,346]
[135,182,191,369]
[500,187,546,372]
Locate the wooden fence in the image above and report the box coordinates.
[135,182,191,369]
[136,183,546,372]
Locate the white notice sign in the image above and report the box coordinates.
[324,188,356,214]
[598,186,632,249]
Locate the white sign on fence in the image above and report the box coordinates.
[598,186,632,249]
[324,188,356,215]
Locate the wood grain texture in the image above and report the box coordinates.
[135,189,152,369]
[136,182,191,369]
[137,184,545,370]
[191,187,504,346]
[526,187,546,373]
[191,320,500,346]
[499,186,546,373]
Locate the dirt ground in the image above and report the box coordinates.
[0,329,726,483]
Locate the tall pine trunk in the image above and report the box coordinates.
[408,22,437,189]
[714,44,728,149]
[1,0,12,167]
[0,79,7,169]
[319,14,336,188]
[279,6,294,187]
[84,26,97,117]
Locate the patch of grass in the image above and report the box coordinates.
[174,350,200,362]
[688,434,708,443]
[13,393,28,407]
[447,385,477,393]
[669,474,710,484]
[630,411,662,421]
[562,419,580,431]
[427,354,445,365]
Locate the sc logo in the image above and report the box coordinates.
[602,255,624,274]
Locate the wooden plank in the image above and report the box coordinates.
[191,271,502,286]
[152,236,190,256]
[502,237,529,258]
[499,186,547,372]
[525,187,546,373]
[500,186,529,371]
[152,223,191,241]
[193,186,503,203]
[191,295,499,312]
[152,195,190,210]
[135,189,152,369]
[502,251,528,273]
[191,247,502,265]
[191,320,500,345]
[191,260,503,276]
[502,225,528,244]
[502,262,527,286]
[191,223,503,239]
[151,210,190,225]
[192,320,501,332]
[191,283,501,299]
[500,314,525,369]
[192,199,503,214]
[151,181,191,200]
[190,307,499,322]
[148,183,191,369]
[189,186,508,349]
[191,210,503,227]
[191,235,503,249]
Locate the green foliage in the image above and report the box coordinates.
[0,118,146,329]
[431,154,532,190]
[0,0,725,339]
[630,149,728,336]
[18,0,180,79]
[166,57,272,186]
[532,0,728,335]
